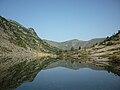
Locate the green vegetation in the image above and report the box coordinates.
[78,46,81,50]
[0,16,120,73]
[91,30,120,63]
[106,41,114,46]
[0,16,120,90]
[109,55,120,64]
[108,51,120,64]
[57,49,89,62]
[0,16,59,54]
[71,47,74,51]
[100,30,120,46]
[0,57,58,90]
[45,38,105,50]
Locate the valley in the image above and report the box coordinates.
[0,16,120,69]
[0,16,120,90]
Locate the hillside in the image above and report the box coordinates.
[88,30,120,64]
[56,30,120,67]
[0,16,58,57]
[0,16,119,64]
[44,38,105,50]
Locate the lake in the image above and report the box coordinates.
[16,59,120,90]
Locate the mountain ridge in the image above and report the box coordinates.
[44,38,105,50]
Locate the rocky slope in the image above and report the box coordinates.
[0,16,58,57]
[57,30,120,66]
[87,30,120,64]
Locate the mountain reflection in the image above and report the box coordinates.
[0,57,57,90]
[0,57,119,90]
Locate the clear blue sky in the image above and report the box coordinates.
[0,0,120,41]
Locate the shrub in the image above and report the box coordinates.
[78,46,81,50]
[109,55,120,64]
[71,47,74,51]
[106,42,113,46]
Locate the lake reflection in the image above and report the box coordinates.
[16,59,120,90]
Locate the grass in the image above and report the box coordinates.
[99,50,120,64]
[57,49,89,62]
[99,54,111,58]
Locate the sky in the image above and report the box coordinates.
[0,0,120,42]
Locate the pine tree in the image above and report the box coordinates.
[78,46,81,50]
[71,47,74,51]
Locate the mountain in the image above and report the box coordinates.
[44,38,105,50]
[100,30,120,46]
[0,16,58,57]
[44,60,105,70]
[88,30,120,64]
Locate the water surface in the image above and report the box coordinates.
[16,60,120,90]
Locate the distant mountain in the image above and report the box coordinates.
[44,38,105,50]
[0,16,58,56]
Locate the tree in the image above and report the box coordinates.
[118,30,120,33]
[71,47,74,51]
[78,46,81,50]
[106,41,113,46]
[106,36,110,41]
